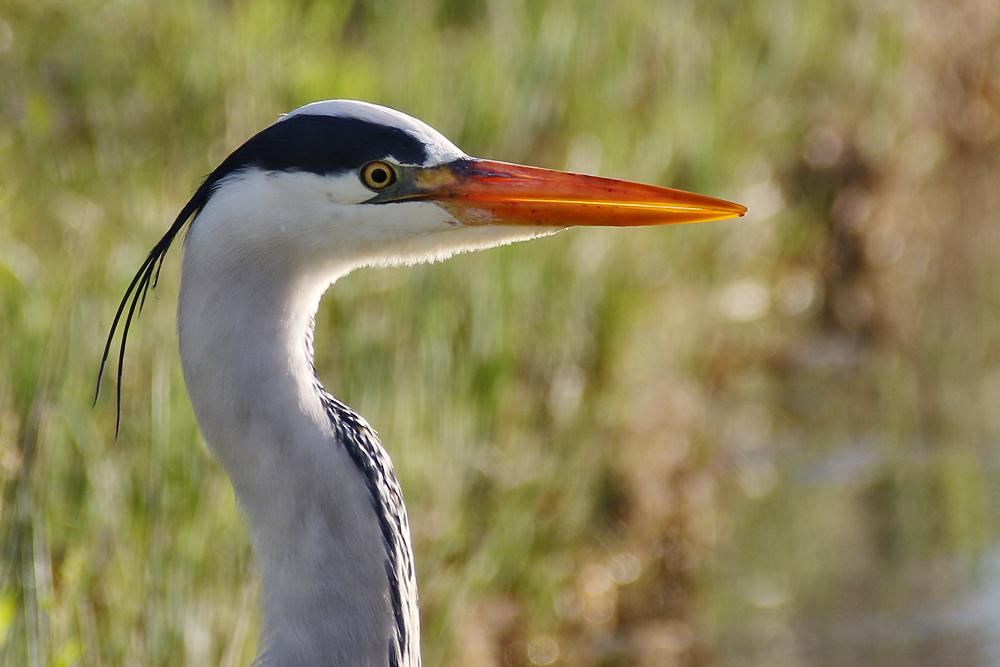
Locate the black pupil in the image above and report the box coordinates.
[369,166,389,185]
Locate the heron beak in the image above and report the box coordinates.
[412,158,746,227]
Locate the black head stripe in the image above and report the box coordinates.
[210,114,430,183]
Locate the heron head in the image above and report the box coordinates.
[181,100,745,280]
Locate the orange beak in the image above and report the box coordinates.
[410,158,746,227]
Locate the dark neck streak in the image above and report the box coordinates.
[307,319,418,667]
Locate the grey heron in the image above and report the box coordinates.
[97,100,745,667]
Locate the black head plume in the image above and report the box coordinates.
[94,181,212,435]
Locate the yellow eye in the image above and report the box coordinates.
[360,161,396,190]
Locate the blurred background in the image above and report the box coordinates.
[2,0,1000,665]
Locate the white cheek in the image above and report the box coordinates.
[334,201,459,249]
[317,172,377,205]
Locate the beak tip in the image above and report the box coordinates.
[727,202,748,219]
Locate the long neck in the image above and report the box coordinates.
[177,246,418,666]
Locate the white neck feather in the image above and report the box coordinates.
[178,213,408,666]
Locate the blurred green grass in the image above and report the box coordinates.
[3,0,1000,665]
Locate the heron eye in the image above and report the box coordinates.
[361,161,396,190]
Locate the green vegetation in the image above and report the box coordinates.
[3,0,999,665]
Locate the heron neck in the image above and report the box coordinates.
[177,254,414,666]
